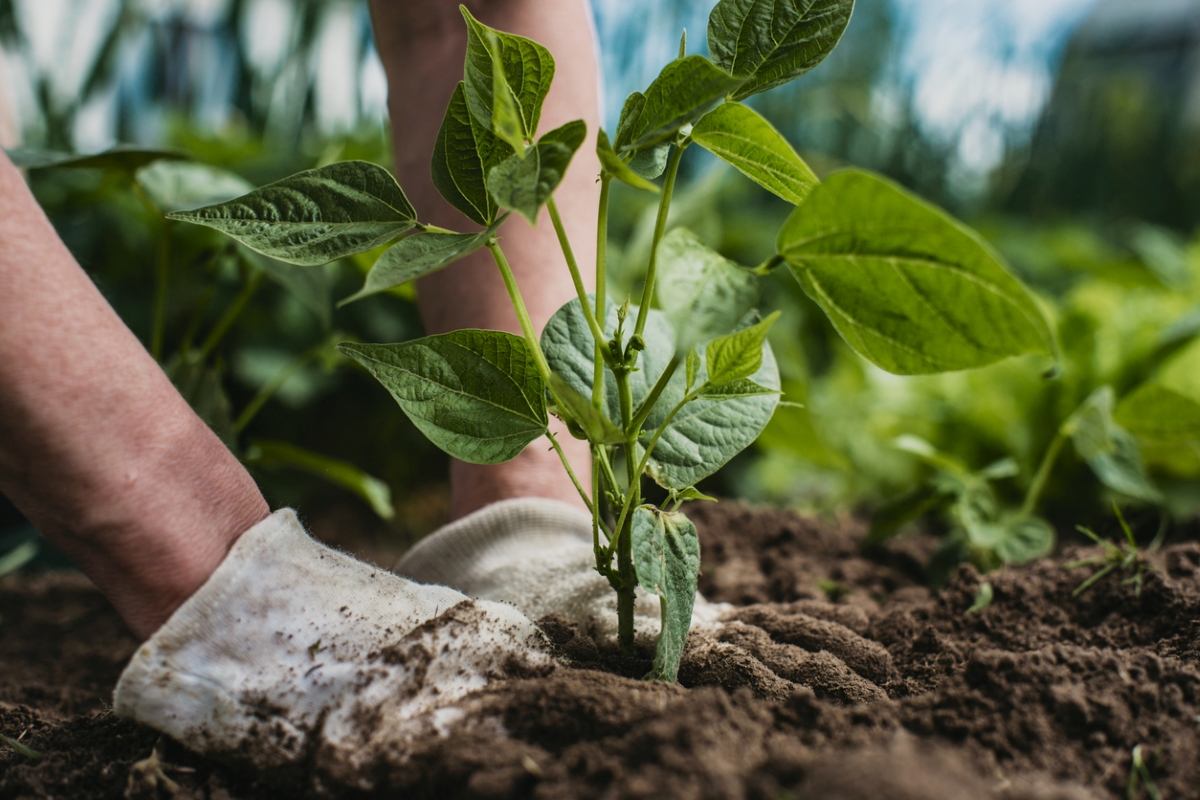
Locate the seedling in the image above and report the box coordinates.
[965,582,993,615]
[1127,745,1163,800]
[1066,502,1160,598]
[0,731,41,761]
[170,0,1055,681]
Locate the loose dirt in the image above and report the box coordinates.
[2,502,1198,799]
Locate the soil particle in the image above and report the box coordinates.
[5,502,1200,799]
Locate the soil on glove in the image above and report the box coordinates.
[3,502,1199,799]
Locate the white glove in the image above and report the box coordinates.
[395,498,890,704]
[114,509,553,788]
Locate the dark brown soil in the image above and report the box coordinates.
[3,502,1199,799]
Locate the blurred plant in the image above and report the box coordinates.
[1066,502,1161,599]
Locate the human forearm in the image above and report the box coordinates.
[0,154,268,638]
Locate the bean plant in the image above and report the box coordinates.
[166,0,1057,682]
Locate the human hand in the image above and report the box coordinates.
[113,510,554,788]
[395,498,891,705]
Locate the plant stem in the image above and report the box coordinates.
[616,430,640,657]
[150,233,170,362]
[634,140,686,341]
[546,429,600,520]
[197,269,265,362]
[1021,429,1067,517]
[547,198,607,355]
[594,176,612,410]
[486,242,553,385]
[628,354,682,437]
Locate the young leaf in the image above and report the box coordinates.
[596,128,660,193]
[135,160,254,213]
[541,298,780,489]
[1116,338,1200,439]
[339,226,496,307]
[705,311,781,386]
[656,227,760,350]
[707,0,855,101]
[685,348,701,391]
[632,506,700,683]
[461,6,555,141]
[432,82,515,226]
[690,101,818,204]
[697,378,779,399]
[615,92,670,179]
[1064,386,1161,503]
[6,144,185,171]
[964,513,1055,567]
[168,161,418,266]
[244,439,394,520]
[338,331,547,465]
[619,56,743,151]
[778,170,1055,375]
[487,120,586,225]
[485,30,528,153]
[547,373,624,445]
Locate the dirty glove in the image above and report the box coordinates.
[396,498,891,704]
[113,509,553,788]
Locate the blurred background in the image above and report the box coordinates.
[2,0,1198,578]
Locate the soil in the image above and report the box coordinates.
[3,501,1199,799]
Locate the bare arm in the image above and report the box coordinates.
[0,154,268,639]
[369,0,602,518]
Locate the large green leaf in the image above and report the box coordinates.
[487,120,586,225]
[168,161,417,266]
[244,440,394,520]
[620,56,744,151]
[541,297,780,488]
[690,102,818,204]
[656,227,760,350]
[340,226,496,307]
[1116,337,1200,439]
[707,0,855,100]
[615,92,671,180]
[461,6,554,141]
[632,506,700,683]
[1063,387,1161,502]
[596,128,659,193]
[432,82,516,226]
[339,331,547,464]
[778,170,1054,375]
[135,161,254,213]
[6,145,185,171]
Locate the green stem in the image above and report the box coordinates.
[628,354,682,437]
[150,233,170,362]
[547,198,608,355]
[634,140,687,340]
[234,349,313,433]
[594,176,612,410]
[486,242,553,385]
[196,269,264,362]
[1021,429,1067,517]
[545,429,601,521]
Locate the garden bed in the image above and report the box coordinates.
[3,502,1199,799]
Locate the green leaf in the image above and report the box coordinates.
[685,348,701,392]
[620,56,743,151]
[778,170,1055,375]
[0,732,41,761]
[964,513,1055,568]
[596,128,660,193]
[705,311,781,386]
[135,160,255,213]
[656,227,761,350]
[0,540,39,578]
[707,0,855,101]
[432,82,515,226]
[168,161,417,266]
[246,249,334,329]
[339,331,547,464]
[632,506,700,683]
[614,92,670,179]
[487,120,586,225]
[690,101,818,204]
[245,440,394,519]
[484,30,528,153]
[1063,387,1161,503]
[965,582,994,615]
[547,373,625,445]
[697,377,779,399]
[339,226,497,307]
[460,6,554,141]
[1116,338,1200,439]
[6,144,185,171]
[541,297,780,488]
